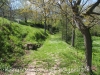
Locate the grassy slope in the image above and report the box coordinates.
[0,17,48,71]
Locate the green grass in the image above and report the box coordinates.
[20,25,48,44]
[75,35,100,74]
[1,17,100,74]
[17,34,100,75]
[0,17,48,73]
[20,34,88,75]
[92,36,100,74]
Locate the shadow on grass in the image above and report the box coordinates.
[90,71,97,75]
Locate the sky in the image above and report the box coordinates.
[10,0,23,9]
[88,0,97,4]
[82,0,97,7]
[11,0,98,9]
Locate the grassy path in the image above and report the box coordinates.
[22,34,85,75]
[8,34,100,75]
[7,34,100,75]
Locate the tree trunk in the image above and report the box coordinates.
[61,21,65,40]
[81,28,92,72]
[25,17,27,23]
[44,18,47,34]
[71,1,93,73]
[65,16,68,43]
[74,16,92,72]
[71,28,75,47]
[9,7,12,21]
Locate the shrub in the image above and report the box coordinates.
[0,23,24,68]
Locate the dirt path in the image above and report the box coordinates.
[23,35,81,75]
[24,56,62,75]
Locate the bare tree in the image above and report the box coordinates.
[0,1,4,8]
[68,0,100,72]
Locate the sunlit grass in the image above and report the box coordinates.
[92,36,100,74]
[0,17,49,75]
[21,34,100,75]
[1,17,99,74]
[75,35,100,74]
[21,34,86,75]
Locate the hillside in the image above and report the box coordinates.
[0,17,48,72]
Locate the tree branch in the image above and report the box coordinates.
[76,0,81,5]
[91,12,100,15]
[0,2,5,8]
[88,15,100,28]
[86,0,100,15]
[80,0,89,13]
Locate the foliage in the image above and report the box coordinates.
[91,25,100,36]
[0,20,23,70]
